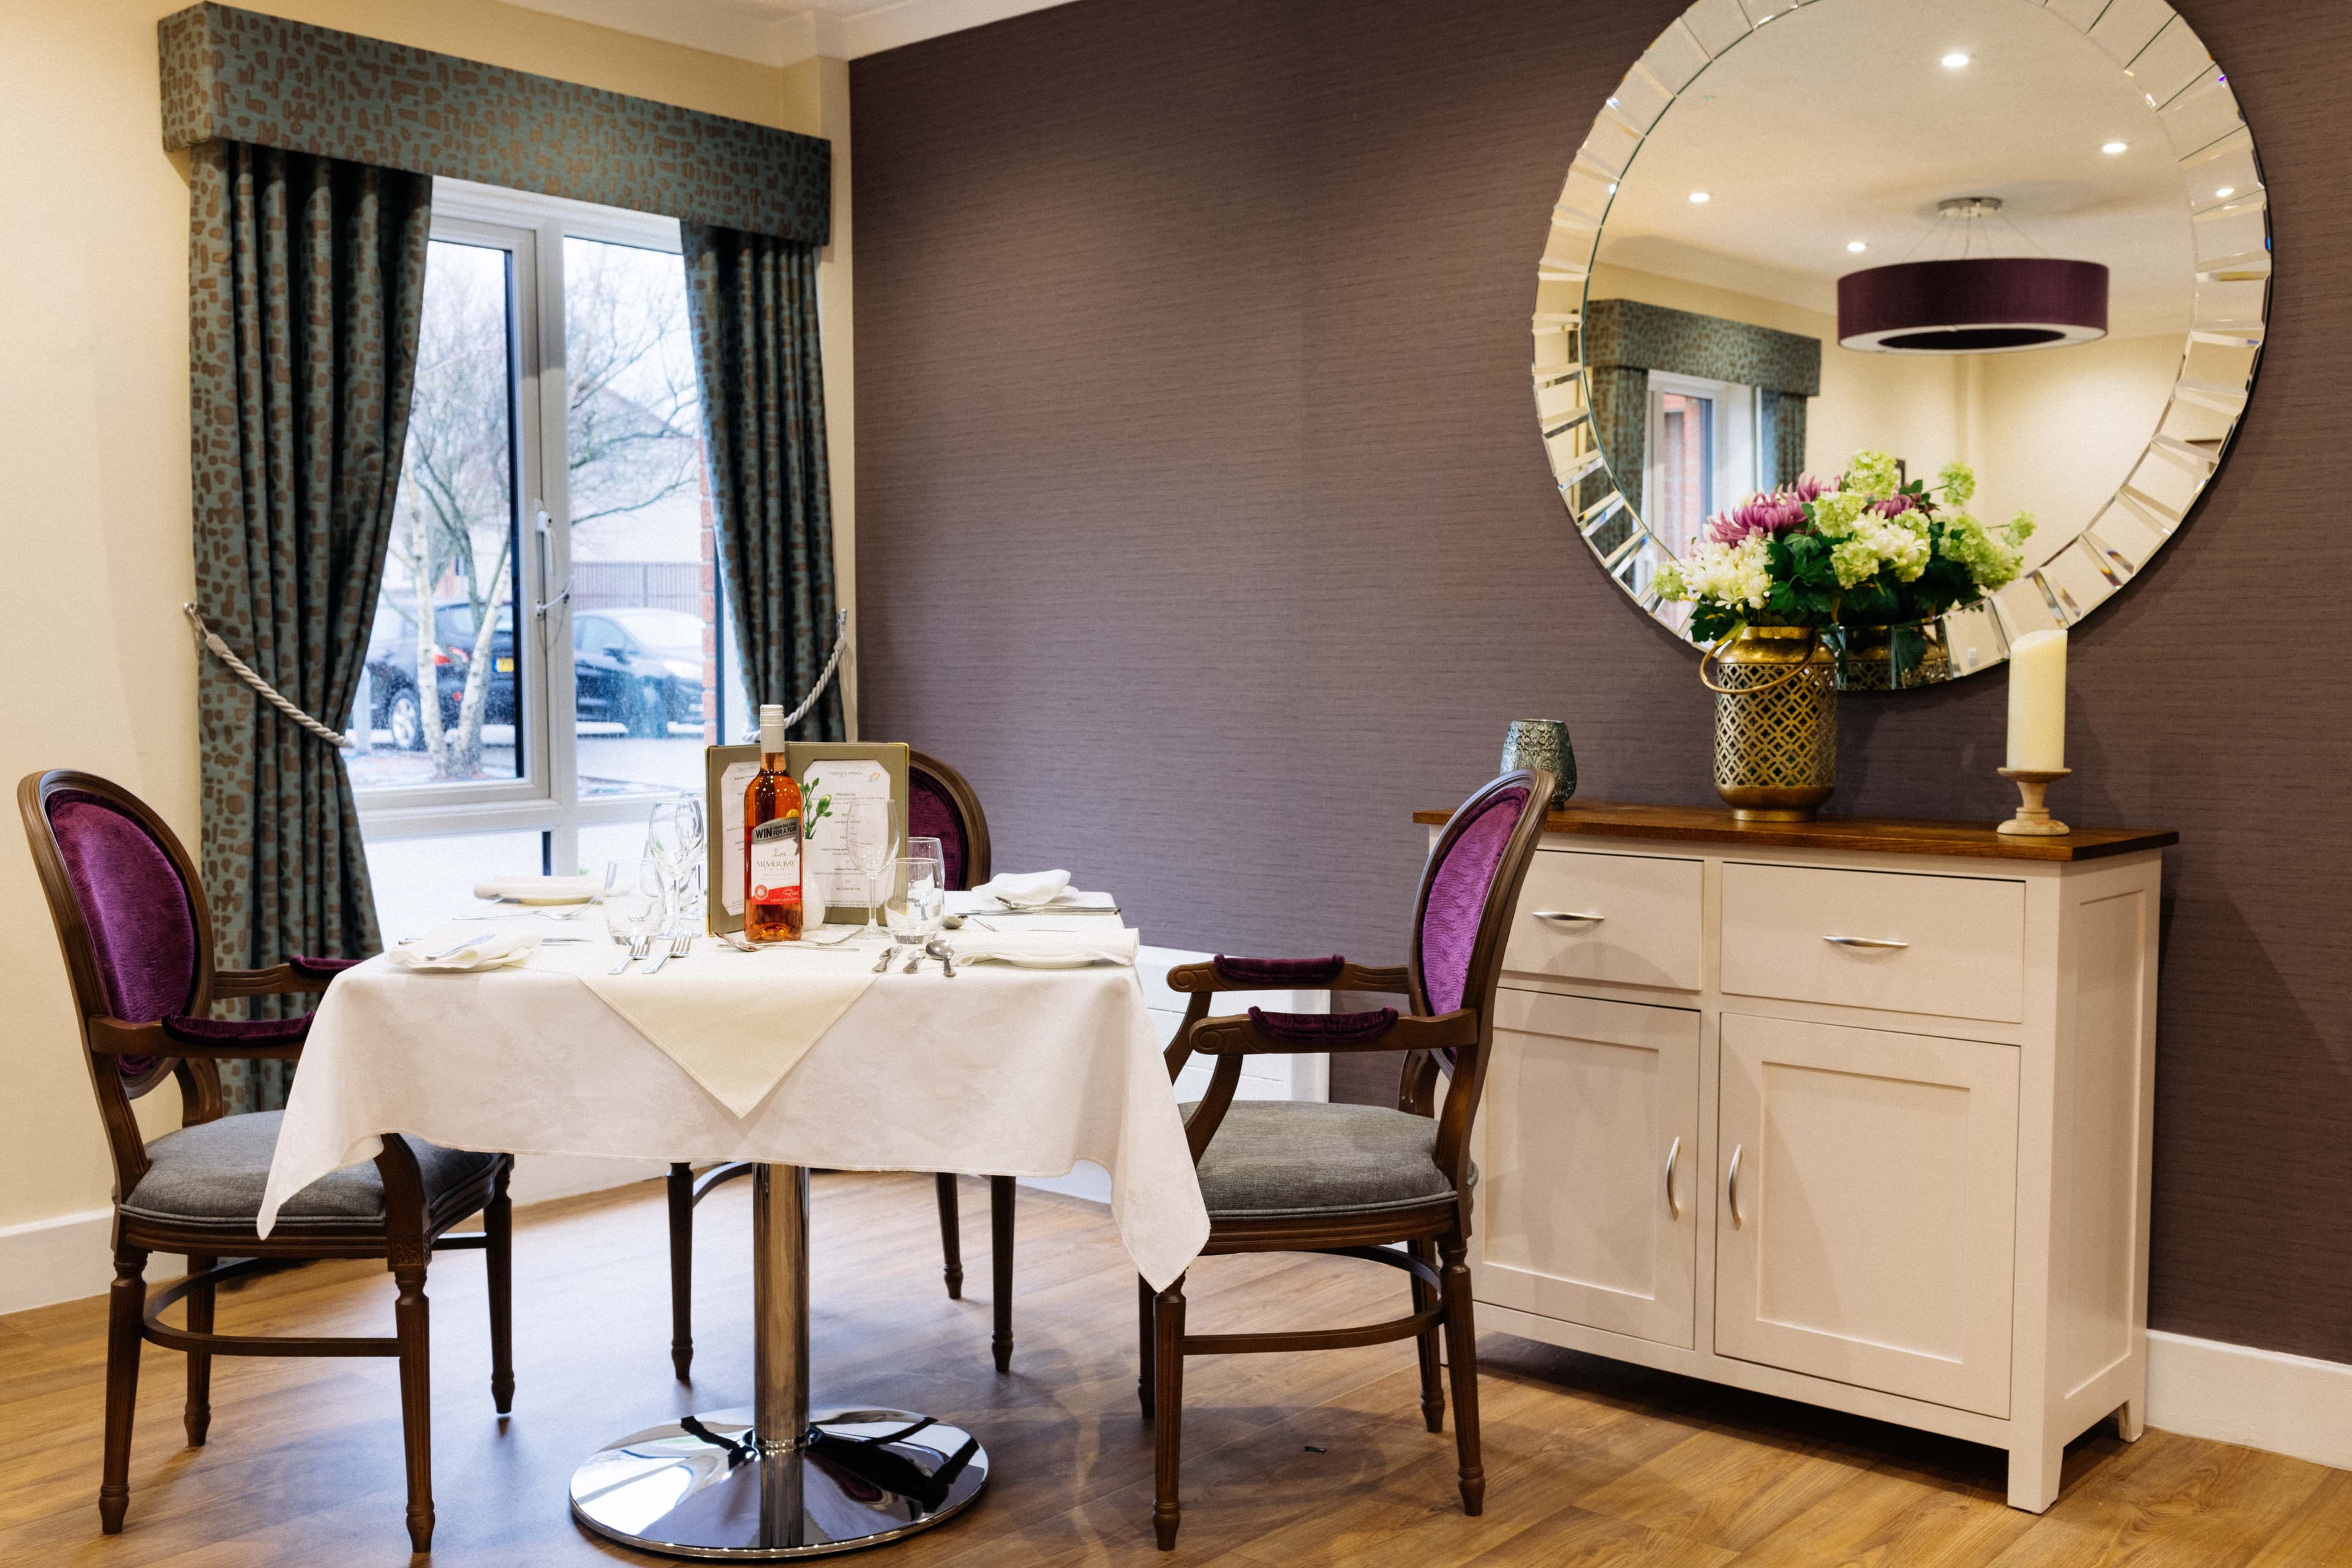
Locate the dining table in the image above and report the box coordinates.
[257,910,1207,1560]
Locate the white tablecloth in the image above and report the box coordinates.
[259,946,1209,1289]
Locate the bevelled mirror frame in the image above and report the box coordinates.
[1532,0,2271,682]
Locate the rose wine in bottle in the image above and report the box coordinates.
[744,704,803,943]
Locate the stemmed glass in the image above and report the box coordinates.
[645,797,706,933]
[605,854,664,947]
[840,797,894,935]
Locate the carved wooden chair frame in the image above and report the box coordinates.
[19,769,513,1553]
[1140,767,1556,1550]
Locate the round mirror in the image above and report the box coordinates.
[1534,0,2269,684]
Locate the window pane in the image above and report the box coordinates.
[1654,391,1715,558]
[352,240,524,789]
[565,236,716,802]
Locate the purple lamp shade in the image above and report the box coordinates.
[1838,258,2108,353]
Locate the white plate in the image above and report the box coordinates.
[994,953,1106,969]
[511,892,597,906]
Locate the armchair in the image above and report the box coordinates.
[19,770,513,1552]
[1140,767,1555,1549]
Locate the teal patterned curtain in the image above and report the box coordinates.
[189,140,432,1111]
[682,225,844,741]
[1585,364,1651,523]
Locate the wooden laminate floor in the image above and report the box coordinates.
[2,1172,2345,1567]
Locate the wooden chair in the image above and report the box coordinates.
[665,750,1022,1377]
[1142,767,1555,1550]
[18,770,514,1553]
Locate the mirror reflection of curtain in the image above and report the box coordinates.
[1581,364,1650,526]
[1758,390,1806,490]
[1584,300,1820,522]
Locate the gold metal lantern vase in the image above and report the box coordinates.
[1702,626,1837,821]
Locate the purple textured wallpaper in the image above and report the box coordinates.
[853,0,2352,1361]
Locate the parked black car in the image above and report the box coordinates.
[365,600,702,748]
[365,600,516,750]
[573,607,706,737]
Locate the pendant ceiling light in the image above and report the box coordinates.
[1838,198,2108,353]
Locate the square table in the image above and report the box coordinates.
[260,927,1208,1559]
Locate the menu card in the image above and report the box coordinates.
[704,741,910,935]
[802,760,892,913]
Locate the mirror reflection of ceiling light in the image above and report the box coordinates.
[1940,51,1969,68]
[1688,191,1711,203]
[1839,197,2108,353]
[1847,241,1868,252]
[2101,140,2128,154]
[2215,186,2236,198]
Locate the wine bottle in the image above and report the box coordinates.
[743,704,803,943]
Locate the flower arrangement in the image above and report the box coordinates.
[1655,451,2035,644]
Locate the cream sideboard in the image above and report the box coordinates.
[1417,802,2176,1512]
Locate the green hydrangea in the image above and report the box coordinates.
[1846,450,1902,502]
[1811,491,1869,540]
[1830,537,1882,587]
[1937,511,2030,592]
[1654,559,1690,601]
[1937,461,1977,505]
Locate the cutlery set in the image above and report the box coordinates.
[611,931,695,975]
[873,936,959,976]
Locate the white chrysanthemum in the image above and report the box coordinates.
[1678,535,1773,610]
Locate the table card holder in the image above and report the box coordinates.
[704,741,910,936]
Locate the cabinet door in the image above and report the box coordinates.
[1477,990,1701,1349]
[1715,1013,2018,1416]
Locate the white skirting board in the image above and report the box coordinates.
[2146,1329,2352,1472]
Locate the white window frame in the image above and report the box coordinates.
[1645,370,1762,548]
[355,178,703,880]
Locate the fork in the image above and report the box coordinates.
[609,932,654,974]
[644,930,694,976]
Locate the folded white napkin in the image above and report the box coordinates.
[385,931,545,971]
[473,875,605,905]
[949,927,1139,967]
[970,870,1071,908]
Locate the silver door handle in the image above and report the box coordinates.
[1823,934,1909,949]
[1532,911,1606,924]
[1726,1143,1743,1227]
[1664,1135,1680,1220]
[532,505,571,620]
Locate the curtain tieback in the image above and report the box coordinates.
[766,608,850,736]
[183,604,354,749]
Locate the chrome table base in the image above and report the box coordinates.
[570,1164,989,1558]
[568,1406,987,1558]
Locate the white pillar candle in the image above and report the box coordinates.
[2005,628,2068,772]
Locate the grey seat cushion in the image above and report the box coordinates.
[1185,1101,1471,1220]
[121,1110,500,1231]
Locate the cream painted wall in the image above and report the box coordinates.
[0,0,845,1306]
[1587,264,2182,554]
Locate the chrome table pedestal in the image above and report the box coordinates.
[570,1166,989,1558]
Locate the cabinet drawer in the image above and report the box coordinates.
[1506,851,1703,992]
[1720,863,2025,1023]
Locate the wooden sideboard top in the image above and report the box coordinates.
[1412,800,2178,862]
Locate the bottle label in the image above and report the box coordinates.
[749,818,802,906]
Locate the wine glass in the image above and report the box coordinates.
[841,797,894,934]
[884,850,946,945]
[605,854,664,946]
[646,797,705,929]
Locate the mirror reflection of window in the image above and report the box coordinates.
[1646,372,1760,557]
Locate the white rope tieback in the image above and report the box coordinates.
[776,608,851,732]
[183,604,355,748]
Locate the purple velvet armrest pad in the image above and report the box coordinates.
[160,1012,315,1047]
[1212,954,1344,987]
[290,954,362,977]
[1246,1006,1398,1043]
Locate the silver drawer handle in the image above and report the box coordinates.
[1726,1143,1743,1227]
[1533,910,1606,924]
[1664,1135,1680,1220]
[1823,934,1910,950]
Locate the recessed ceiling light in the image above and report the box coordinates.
[2215,185,2236,198]
[2101,140,2128,154]
[1941,51,1970,69]
[1847,241,1868,253]
[1689,190,1711,203]
[1607,96,1620,108]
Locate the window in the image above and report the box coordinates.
[349,181,750,924]
[1645,371,1760,558]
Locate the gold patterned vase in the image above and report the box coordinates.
[1703,626,1837,821]
[1826,620,1953,692]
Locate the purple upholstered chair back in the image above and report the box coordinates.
[1411,772,1550,1020]
[47,791,203,1075]
[19,774,216,1116]
[908,752,991,894]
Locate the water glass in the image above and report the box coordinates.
[606,856,664,945]
[884,851,946,944]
